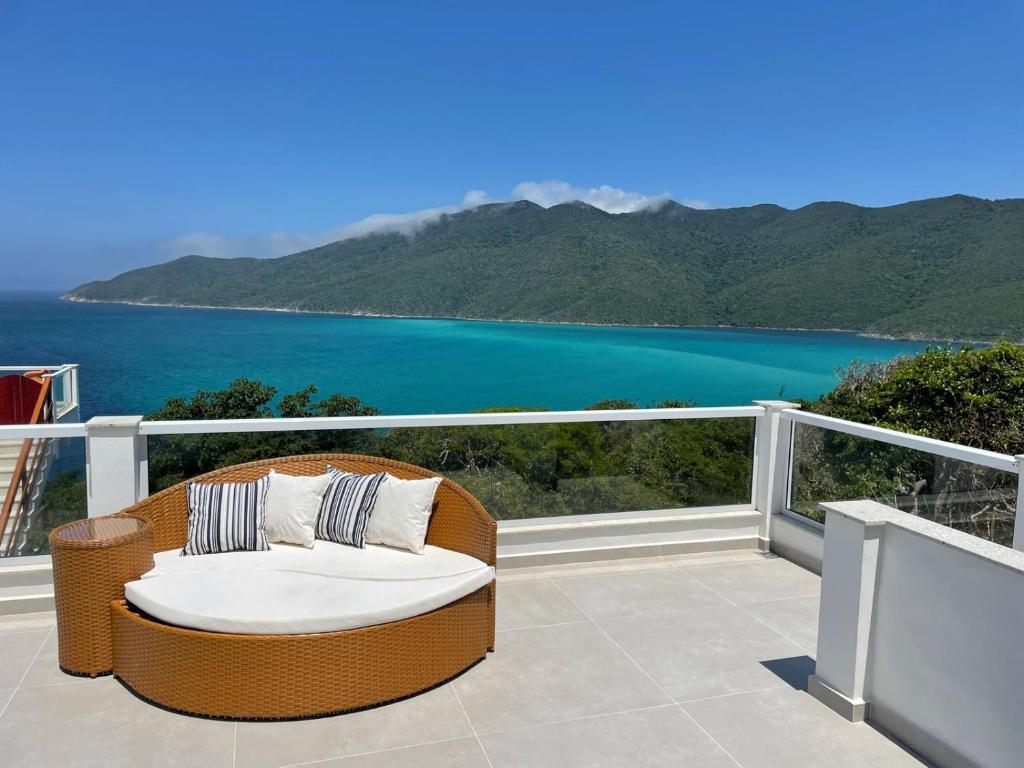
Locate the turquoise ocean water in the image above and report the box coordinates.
[0,291,931,418]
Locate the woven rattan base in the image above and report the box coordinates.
[50,516,155,676]
[110,583,495,721]
[58,666,113,679]
[79,453,498,719]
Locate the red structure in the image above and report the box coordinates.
[0,373,45,425]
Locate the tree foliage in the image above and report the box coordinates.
[813,343,1024,452]
[792,344,1023,544]
[147,379,380,490]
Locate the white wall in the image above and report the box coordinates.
[497,505,761,567]
[769,512,823,574]
[868,526,1024,768]
[811,500,1024,768]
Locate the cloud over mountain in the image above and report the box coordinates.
[157,182,709,260]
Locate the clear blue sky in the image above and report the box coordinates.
[2,1,1022,289]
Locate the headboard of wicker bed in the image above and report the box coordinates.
[113,454,496,566]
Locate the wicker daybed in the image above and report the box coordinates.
[51,454,496,721]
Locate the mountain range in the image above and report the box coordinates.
[65,194,1024,341]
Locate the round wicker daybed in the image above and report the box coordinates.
[96,454,495,721]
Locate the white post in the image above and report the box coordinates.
[1014,456,1024,552]
[752,400,800,546]
[84,416,148,517]
[808,500,887,722]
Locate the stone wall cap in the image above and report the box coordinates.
[85,415,144,431]
[819,499,1024,576]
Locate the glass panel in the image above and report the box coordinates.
[147,418,755,521]
[50,372,68,411]
[789,423,1017,547]
[0,437,87,557]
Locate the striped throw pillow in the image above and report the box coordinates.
[182,476,271,556]
[316,467,387,548]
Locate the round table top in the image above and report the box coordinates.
[51,516,149,546]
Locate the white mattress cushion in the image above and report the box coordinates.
[125,567,494,635]
[145,540,488,582]
[128,540,494,634]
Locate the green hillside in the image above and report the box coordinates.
[65,194,1024,340]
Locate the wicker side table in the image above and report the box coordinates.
[49,516,154,677]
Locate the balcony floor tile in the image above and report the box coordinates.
[454,621,670,735]
[495,578,587,631]
[0,677,235,768]
[288,736,489,768]
[20,628,93,689]
[683,686,927,768]
[744,595,821,653]
[597,601,811,702]
[480,705,737,768]
[551,566,727,620]
[0,611,55,633]
[0,627,49,689]
[686,556,821,605]
[234,685,473,768]
[0,555,928,768]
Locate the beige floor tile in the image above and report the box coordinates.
[553,567,728,620]
[664,550,770,569]
[0,627,49,689]
[453,621,668,734]
[294,737,489,767]
[235,685,473,768]
[683,686,927,767]
[744,595,821,653]
[0,611,56,633]
[599,602,810,702]
[0,678,235,768]
[20,628,93,688]
[498,556,673,581]
[687,557,821,605]
[496,578,587,631]
[481,705,737,768]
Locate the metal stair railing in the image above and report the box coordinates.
[0,375,52,555]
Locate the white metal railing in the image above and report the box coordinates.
[780,408,1024,550]
[1,400,1023,558]
[0,423,87,439]
[139,405,764,435]
[0,364,80,421]
[781,409,1017,472]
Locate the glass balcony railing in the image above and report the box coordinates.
[145,415,757,521]
[787,420,1018,548]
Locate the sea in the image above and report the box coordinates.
[0,291,934,418]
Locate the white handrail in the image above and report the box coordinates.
[782,408,1018,473]
[140,405,765,436]
[40,364,77,379]
[0,365,74,373]
[0,423,88,439]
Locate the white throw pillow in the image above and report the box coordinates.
[365,474,443,554]
[264,470,331,548]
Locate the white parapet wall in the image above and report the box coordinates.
[768,511,824,574]
[497,505,762,567]
[809,499,1024,768]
